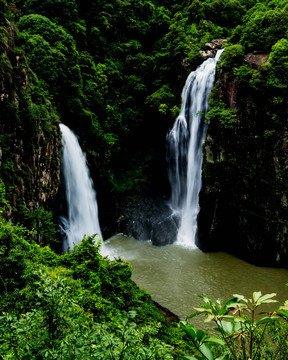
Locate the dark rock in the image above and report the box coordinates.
[244,53,269,68]
[153,300,180,326]
[117,196,178,245]
[198,57,288,267]
[151,213,179,246]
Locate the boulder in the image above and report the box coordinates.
[117,196,173,241]
[151,213,179,246]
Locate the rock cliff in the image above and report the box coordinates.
[0,16,61,238]
[198,52,288,267]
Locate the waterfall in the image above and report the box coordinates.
[167,49,224,248]
[59,124,102,252]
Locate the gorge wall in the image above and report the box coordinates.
[0,13,61,245]
[198,48,288,267]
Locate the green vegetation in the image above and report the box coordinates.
[1,0,287,212]
[179,291,288,359]
[1,0,288,357]
[1,208,288,359]
[0,214,180,358]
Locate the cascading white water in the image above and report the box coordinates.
[59,124,102,252]
[167,49,224,248]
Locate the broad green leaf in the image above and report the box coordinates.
[197,329,208,342]
[277,309,288,319]
[216,353,232,360]
[257,293,277,304]
[253,291,262,303]
[222,315,236,320]
[233,317,246,323]
[204,314,215,323]
[256,316,278,326]
[207,337,226,346]
[232,294,247,302]
[187,311,206,319]
[179,322,197,340]
[199,343,214,360]
[221,321,234,335]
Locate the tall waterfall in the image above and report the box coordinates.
[167,49,224,248]
[59,124,102,252]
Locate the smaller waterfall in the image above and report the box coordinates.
[167,49,224,248]
[59,124,102,252]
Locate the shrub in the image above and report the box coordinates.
[180,291,288,359]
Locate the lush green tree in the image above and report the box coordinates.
[204,0,245,27]
[15,0,86,45]
[267,38,288,84]
[219,44,245,74]
[240,6,288,51]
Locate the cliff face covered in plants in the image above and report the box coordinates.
[0,1,60,246]
[198,3,288,266]
[0,0,288,265]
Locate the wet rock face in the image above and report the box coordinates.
[117,196,178,246]
[151,213,179,246]
[198,66,288,267]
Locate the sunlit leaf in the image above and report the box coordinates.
[257,293,277,304]
[204,314,215,323]
[232,294,247,302]
[194,307,212,313]
[234,317,246,323]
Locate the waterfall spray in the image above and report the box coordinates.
[167,49,224,248]
[59,124,102,252]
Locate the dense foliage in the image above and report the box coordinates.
[1,197,288,358]
[1,0,288,358]
[1,0,287,235]
[0,213,181,358]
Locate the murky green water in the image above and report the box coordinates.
[102,235,288,325]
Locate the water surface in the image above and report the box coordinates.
[102,236,288,325]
